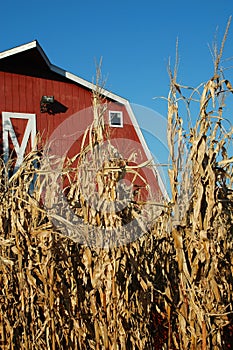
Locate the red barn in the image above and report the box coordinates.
[0,40,168,202]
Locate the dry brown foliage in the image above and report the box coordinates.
[0,21,233,350]
[163,18,233,349]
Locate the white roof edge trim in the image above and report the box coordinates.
[0,40,51,67]
[0,40,37,59]
[51,65,128,105]
[125,101,169,201]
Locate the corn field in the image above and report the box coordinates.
[0,24,233,349]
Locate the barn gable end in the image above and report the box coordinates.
[0,40,168,201]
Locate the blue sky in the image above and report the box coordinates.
[1,0,233,193]
[1,0,232,111]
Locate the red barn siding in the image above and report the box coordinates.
[0,71,93,139]
[0,65,164,201]
[0,71,145,150]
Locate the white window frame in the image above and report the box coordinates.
[109,111,123,128]
[2,112,37,170]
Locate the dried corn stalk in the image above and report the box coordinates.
[0,77,165,349]
[0,27,233,350]
[162,17,233,349]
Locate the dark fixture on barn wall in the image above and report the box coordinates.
[40,95,54,113]
[40,95,68,115]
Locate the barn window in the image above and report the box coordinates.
[109,111,123,127]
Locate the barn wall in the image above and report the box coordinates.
[0,71,93,139]
[0,72,140,140]
[0,70,163,200]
